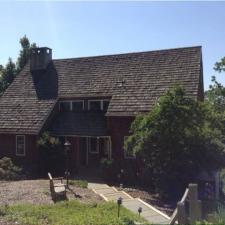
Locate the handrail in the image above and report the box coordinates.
[170,184,202,224]
[169,188,190,225]
[180,188,189,203]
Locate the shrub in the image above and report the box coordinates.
[0,157,22,180]
[37,132,64,176]
[125,86,225,197]
[100,158,120,182]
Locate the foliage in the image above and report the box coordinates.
[37,131,60,148]
[16,35,37,73]
[0,157,22,180]
[37,132,63,176]
[0,200,147,225]
[69,179,88,188]
[0,58,16,94]
[214,57,225,73]
[0,35,36,95]
[125,85,225,197]
[212,203,225,225]
[205,76,225,113]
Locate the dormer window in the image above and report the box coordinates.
[59,101,71,112]
[88,99,110,112]
[103,100,110,111]
[72,101,84,112]
[88,100,101,111]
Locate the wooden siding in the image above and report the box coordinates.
[0,134,38,164]
[107,116,134,160]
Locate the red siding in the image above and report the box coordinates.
[107,116,134,160]
[0,134,38,164]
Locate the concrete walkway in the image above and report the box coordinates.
[88,182,171,224]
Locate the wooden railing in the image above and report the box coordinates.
[169,184,202,224]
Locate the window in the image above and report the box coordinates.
[99,138,110,156]
[72,101,84,112]
[124,136,135,159]
[59,101,71,112]
[89,137,99,154]
[103,100,110,111]
[88,99,110,111]
[16,135,25,156]
[88,101,101,111]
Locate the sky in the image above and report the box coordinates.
[0,1,224,89]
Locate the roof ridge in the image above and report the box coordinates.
[53,45,202,61]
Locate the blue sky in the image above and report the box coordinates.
[0,1,224,89]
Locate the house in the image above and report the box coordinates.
[0,46,204,170]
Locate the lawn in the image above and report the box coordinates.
[0,200,147,225]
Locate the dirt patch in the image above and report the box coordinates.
[0,179,102,206]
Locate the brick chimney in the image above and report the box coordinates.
[30,47,52,72]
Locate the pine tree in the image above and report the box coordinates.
[1,58,16,92]
[16,35,37,73]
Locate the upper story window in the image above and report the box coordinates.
[16,135,25,156]
[59,100,84,112]
[72,101,84,112]
[103,100,110,111]
[88,100,101,111]
[59,101,71,112]
[88,99,110,112]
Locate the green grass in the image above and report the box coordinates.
[69,179,88,188]
[0,201,148,225]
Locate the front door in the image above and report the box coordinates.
[81,137,111,167]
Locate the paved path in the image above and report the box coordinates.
[88,183,171,224]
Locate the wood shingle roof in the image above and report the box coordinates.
[0,46,203,134]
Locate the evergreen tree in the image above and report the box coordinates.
[0,58,16,92]
[0,35,37,95]
[16,35,36,73]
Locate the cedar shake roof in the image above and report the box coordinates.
[49,112,108,136]
[0,46,203,134]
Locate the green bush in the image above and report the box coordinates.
[125,86,225,197]
[0,157,22,180]
[100,158,120,182]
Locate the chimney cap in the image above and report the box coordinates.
[30,47,52,72]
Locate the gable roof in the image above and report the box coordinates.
[0,46,203,134]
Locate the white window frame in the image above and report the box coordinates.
[88,137,100,154]
[72,100,84,111]
[88,99,110,111]
[59,100,84,111]
[124,136,136,159]
[16,135,26,156]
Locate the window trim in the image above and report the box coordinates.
[16,135,26,156]
[124,136,136,159]
[88,137,99,154]
[88,99,110,111]
[59,100,85,112]
[72,100,85,111]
